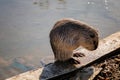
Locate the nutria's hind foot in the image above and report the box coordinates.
[73,52,85,57]
[68,58,81,64]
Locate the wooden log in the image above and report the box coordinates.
[41,32,120,80]
[6,68,43,80]
[6,67,102,80]
[6,32,120,80]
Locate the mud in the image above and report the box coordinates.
[94,54,120,80]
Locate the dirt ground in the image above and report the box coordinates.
[93,53,120,80]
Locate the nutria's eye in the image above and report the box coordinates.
[90,33,95,38]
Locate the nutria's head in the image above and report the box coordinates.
[80,26,99,51]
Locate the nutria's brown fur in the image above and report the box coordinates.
[50,18,99,63]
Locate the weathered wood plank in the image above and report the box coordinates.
[6,32,120,80]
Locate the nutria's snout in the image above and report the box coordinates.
[93,41,98,50]
[94,44,98,50]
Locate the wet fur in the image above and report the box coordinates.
[50,18,99,61]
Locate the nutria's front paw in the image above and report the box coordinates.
[73,52,85,57]
[68,58,81,64]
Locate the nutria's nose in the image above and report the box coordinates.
[94,41,98,50]
[94,44,98,49]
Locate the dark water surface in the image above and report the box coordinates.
[0,0,120,79]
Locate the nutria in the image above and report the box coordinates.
[50,18,99,64]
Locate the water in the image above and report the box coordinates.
[0,0,120,79]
